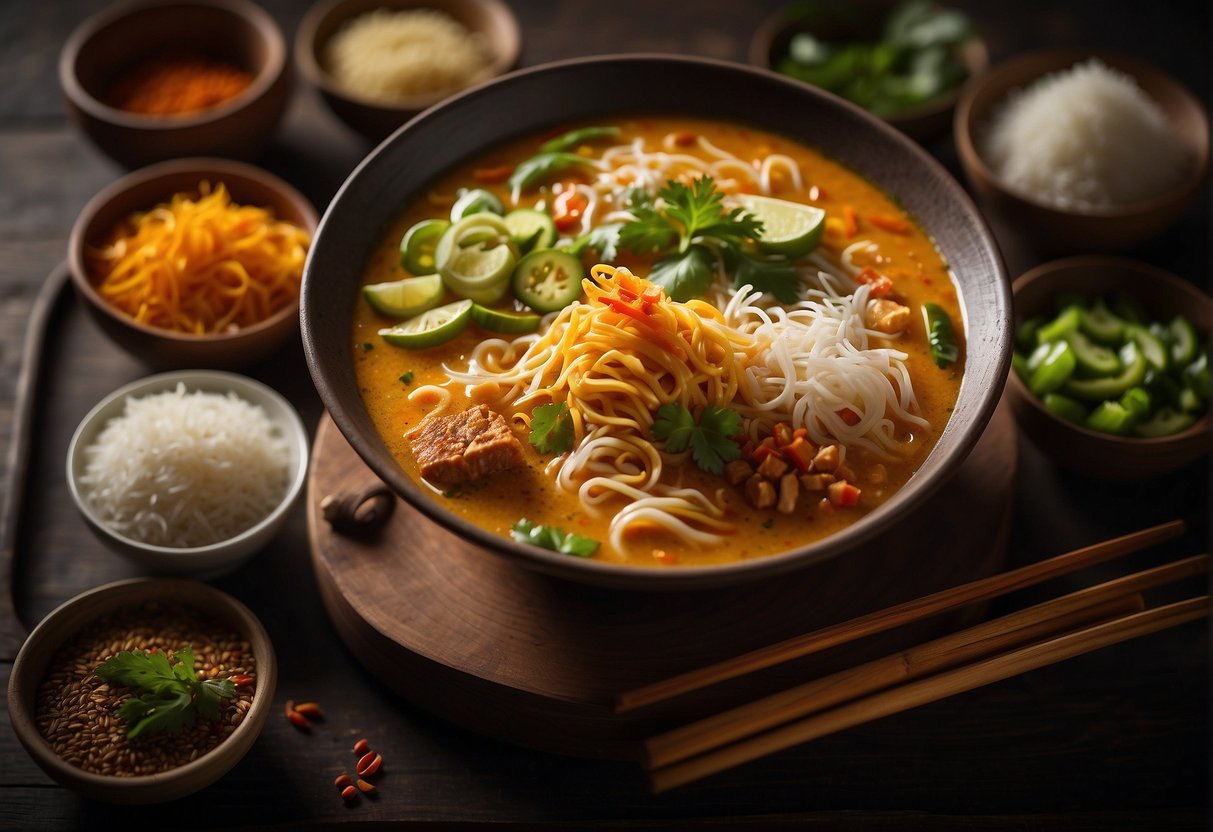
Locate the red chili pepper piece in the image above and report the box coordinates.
[353,738,370,756]
[341,785,358,802]
[335,773,353,789]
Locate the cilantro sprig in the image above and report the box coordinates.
[615,177,801,303]
[529,402,574,454]
[95,647,235,739]
[651,403,743,474]
[511,519,599,558]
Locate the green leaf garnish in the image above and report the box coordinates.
[726,247,801,304]
[529,402,574,454]
[648,245,716,303]
[618,176,762,258]
[568,222,624,260]
[95,647,236,739]
[508,152,594,192]
[539,126,621,154]
[511,518,599,558]
[399,370,414,385]
[651,403,742,475]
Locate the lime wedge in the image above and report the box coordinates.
[736,194,826,259]
[440,238,515,304]
[503,208,557,252]
[363,274,445,318]
[470,303,542,334]
[379,299,474,349]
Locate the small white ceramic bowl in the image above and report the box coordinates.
[8,577,277,804]
[67,370,309,577]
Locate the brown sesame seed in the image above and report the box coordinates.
[32,601,256,778]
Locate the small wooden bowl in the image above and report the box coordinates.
[1008,256,1211,479]
[66,370,310,576]
[68,158,318,370]
[59,0,291,168]
[749,0,988,143]
[295,0,521,142]
[7,577,277,804]
[955,50,1210,253]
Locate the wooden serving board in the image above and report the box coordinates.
[307,404,1017,761]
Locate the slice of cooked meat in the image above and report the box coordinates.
[407,404,525,486]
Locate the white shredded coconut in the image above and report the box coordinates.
[982,59,1191,210]
[324,8,492,103]
[78,384,291,548]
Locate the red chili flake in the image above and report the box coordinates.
[231,674,255,687]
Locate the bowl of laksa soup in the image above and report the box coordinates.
[302,55,1009,589]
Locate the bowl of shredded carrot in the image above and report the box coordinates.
[59,0,291,167]
[69,158,318,369]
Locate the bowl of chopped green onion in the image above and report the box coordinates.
[1008,256,1211,479]
[750,0,988,142]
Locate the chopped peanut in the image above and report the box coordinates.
[865,298,912,334]
[756,453,790,480]
[828,480,861,507]
[800,472,836,492]
[777,474,800,514]
[724,458,755,485]
[812,444,840,472]
[745,474,777,509]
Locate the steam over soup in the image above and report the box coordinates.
[353,117,965,567]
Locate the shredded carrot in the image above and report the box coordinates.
[867,213,911,234]
[87,181,311,335]
[842,205,860,238]
[473,165,513,183]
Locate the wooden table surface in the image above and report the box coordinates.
[1,1,1209,829]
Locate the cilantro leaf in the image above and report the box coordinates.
[569,222,624,260]
[652,403,742,475]
[617,189,678,254]
[508,152,594,192]
[652,403,697,452]
[511,518,599,558]
[529,402,574,454]
[660,177,763,251]
[648,244,716,303]
[726,247,802,304]
[95,647,237,740]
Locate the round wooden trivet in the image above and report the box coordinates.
[308,403,1017,761]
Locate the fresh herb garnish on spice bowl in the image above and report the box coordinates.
[95,646,235,739]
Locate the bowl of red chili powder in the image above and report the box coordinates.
[59,0,291,167]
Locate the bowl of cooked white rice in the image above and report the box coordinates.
[295,0,520,140]
[66,370,309,577]
[955,49,1209,252]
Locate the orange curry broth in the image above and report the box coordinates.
[352,116,964,567]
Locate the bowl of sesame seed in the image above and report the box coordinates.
[7,577,276,804]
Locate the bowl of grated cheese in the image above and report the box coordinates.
[295,0,521,141]
[68,158,318,370]
[66,370,310,578]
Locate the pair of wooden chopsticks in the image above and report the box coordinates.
[615,520,1208,793]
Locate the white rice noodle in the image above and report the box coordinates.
[724,284,929,459]
[77,384,290,548]
[759,154,804,194]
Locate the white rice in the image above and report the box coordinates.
[79,384,291,548]
[982,59,1191,210]
[324,8,492,103]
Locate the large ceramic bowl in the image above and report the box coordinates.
[301,55,1010,590]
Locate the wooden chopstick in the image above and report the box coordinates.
[617,519,1186,712]
[648,594,1210,793]
[645,554,1208,769]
